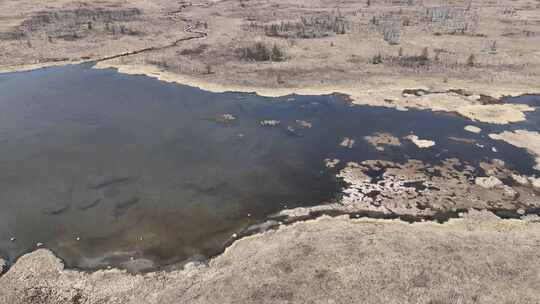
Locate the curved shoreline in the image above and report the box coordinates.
[0,66,539,303]
[2,211,540,303]
[1,61,539,276]
[1,209,538,276]
[1,60,537,124]
[489,130,540,171]
[2,205,539,277]
[92,62,537,124]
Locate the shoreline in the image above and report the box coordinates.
[2,205,540,276]
[1,60,539,276]
[1,209,537,274]
[2,211,540,303]
[95,62,539,101]
[93,62,538,124]
[0,60,85,74]
[1,60,538,125]
[2,0,540,300]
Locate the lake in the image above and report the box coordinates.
[0,64,537,271]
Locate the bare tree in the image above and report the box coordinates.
[383,22,401,45]
[466,53,475,67]
[421,47,429,60]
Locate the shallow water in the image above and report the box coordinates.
[503,94,540,131]
[0,64,537,271]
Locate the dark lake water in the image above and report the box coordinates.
[0,64,537,271]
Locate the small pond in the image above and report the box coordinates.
[0,64,537,271]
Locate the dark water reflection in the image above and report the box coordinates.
[0,64,537,271]
[503,94,540,131]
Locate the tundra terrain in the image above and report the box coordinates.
[1,0,540,116]
[1,0,540,303]
[2,212,540,304]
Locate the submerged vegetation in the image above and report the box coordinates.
[0,0,540,301]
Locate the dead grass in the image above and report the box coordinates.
[0,0,539,115]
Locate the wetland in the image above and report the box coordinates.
[0,64,539,272]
